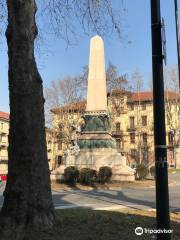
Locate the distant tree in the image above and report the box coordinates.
[45,69,87,126]
[45,62,128,126]
[164,65,180,151]
[106,61,128,92]
[131,70,144,93]
[131,70,150,164]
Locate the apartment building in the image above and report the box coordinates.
[0,111,9,174]
[1,90,179,172]
[0,112,57,173]
[50,90,180,168]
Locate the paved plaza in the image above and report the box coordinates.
[0,173,180,211]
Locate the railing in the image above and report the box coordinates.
[0,130,8,135]
[0,142,8,148]
[111,130,123,136]
[127,126,136,131]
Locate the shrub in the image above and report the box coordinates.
[150,166,156,178]
[136,164,149,180]
[79,168,97,185]
[98,166,112,183]
[64,166,79,184]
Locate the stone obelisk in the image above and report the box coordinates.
[78,35,116,149]
[86,35,107,113]
[75,35,135,181]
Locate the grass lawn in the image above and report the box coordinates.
[26,209,180,240]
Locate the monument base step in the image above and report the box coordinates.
[63,148,135,181]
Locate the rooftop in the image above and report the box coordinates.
[129,91,180,102]
[51,91,180,113]
[0,111,9,121]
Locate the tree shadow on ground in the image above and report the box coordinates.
[52,183,180,212]
[22,209,180,240]
[1,182,180,240]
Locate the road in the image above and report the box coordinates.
[0,173,180,211]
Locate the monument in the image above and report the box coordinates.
[71,35,134,181]
[52,35,135,181]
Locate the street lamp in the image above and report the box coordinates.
[150,0,171,239]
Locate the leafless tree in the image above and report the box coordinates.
[0,0,124,238]
[45,68,87,126]
[0,1,6,39]
[131,70,147,164]
[39,0,122,44]
[45,61,128,126]
[164,65,180,151]
[106,61,128,92]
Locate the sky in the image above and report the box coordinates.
[0,0,179,112]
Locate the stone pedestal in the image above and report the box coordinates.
[111,165,135,182]
[63,148,135,182]
[51,164,65,181]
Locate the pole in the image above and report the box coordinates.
[174,0,180,91]
[150,1,171,239]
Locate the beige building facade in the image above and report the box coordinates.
[1,90,179,173]
[50,90,180,168]
[0,112,58,173]
[0,112,9,174]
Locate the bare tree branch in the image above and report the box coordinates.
[39,0,123,44]
[0,0,6,39]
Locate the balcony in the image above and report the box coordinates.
[111,130,123,136]
[127,126,136,132]
[0,131,7,136]
[0,142,8,148]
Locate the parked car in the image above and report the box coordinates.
[0,174,7,181]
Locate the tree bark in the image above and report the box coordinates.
[0,0,55,238]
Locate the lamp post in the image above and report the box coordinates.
[150,0,171,239]
[174,0,180,91]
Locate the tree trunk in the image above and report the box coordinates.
[0,0,55,238]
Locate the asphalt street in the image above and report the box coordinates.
[0,173,180,211]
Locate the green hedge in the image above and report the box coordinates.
[64,166,79,184]
[98,166,112,183]
[79,168,97,185]
[135,164,149,180]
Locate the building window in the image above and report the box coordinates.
[130,116,135,129]
[142,133,147,145]
[142,103,146,110]
[116,138,123,150]
[168,132,174,145]
[167,116,170,125]
[142,116,147,126]
[143,151,148,163]
[58,141,62,150]
[116,122,121,131]
[59,123,63,131]
[57,156,63,166]
[129,104,134,111]
[48,140,52,147]
[130,132,135,143]
[131,149,137,159]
